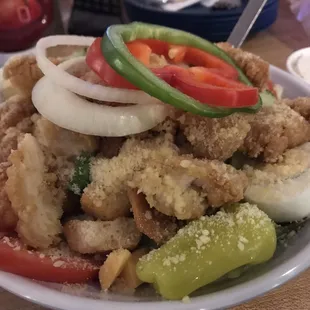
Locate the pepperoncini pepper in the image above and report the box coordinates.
[136,203,276,300]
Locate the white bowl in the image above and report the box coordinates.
[1,65,310,310]
[286,47,310,84]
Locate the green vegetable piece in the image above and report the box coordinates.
[68,153,92,195]
[102,22,262,118]
[260,90,276,107]
[136,203,276,300]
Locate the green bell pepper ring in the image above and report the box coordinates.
[136,203,276,300]
[102,22,262,118]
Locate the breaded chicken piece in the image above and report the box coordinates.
[283,97,310,121]
[5,134,64,249]
[2,55,59,97]
[0,162,17,231]
[217,42,269,90]
[0,95,35,138]
[63,218,141,254]
[81,134,178,220]
[241,103,310,163]
[31,115,99,196]
[0,117,33,163]
[129,156,248,220]
[32,115,99,157]
[178,113,250,161]
[128,189,178,244]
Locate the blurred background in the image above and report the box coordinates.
[0,0,309,64]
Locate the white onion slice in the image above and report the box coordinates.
[32,76,168,137]
[35,35,161,105]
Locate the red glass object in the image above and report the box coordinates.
[0,0,53,52]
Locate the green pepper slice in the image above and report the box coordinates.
[102,22,262,118]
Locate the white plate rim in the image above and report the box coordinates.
[1,65,310,310]
[286,47,310,83]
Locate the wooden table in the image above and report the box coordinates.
[1,1,310,310]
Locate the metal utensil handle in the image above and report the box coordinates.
[227,0,268,48]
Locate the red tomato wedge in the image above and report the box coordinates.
[0,236,99,283]
[126,41,152,66]
[152,66,258,108]
[86,37,137,89]
[86,38,258,108]
[135,39,239,80]
[184,47,238,80]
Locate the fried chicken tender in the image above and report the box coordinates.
[5,134,64,249]
[217,42,269,90]
[0,162,17,231]
[63,217,141,254]
[0,117,33,163]
[241,103,310,163]
[129,156,248,220]
[283,97,310,121]
[0,95,35,138]
[32,115,99,157]
[81,134,178,220]
[2,55,59,97]
[178,113,250,161]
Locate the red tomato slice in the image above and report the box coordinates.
[0,236,99,283]
[86,38,138,89]
[188,67,248,89]
[135,39,169,55]
[86,38,258,108]
[172,74,258,108]
[184,47,239,80]
[126,41,152,66]
[153,66,258,108]
[135,39,238,80]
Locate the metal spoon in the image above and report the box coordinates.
[227,0,268,48]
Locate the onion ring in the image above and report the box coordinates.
[35,35,161,105]
[32,76,168,136]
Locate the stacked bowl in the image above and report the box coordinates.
[123,0,278,42]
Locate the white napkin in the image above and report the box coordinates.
[201,0,242,8]
[162,0,242,12]
[162,0,200,11]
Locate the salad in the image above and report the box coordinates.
[0,22,310,301]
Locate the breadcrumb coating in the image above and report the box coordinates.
[283,97,310,122]
[63,218,141,254]
[32,115,99,157]
[244,143,310,185]
[2,55,59,97]
[178,113,250,160]
[0,95,35,138]
[241,103,310,162]
[217,42,269,90]
[0,117,33,164]
[0,162,17,231]
[5,134,64,249]
[82,134,178,220]
[129,156,248,219]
